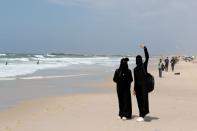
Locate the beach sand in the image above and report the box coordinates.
[0,61,197,131]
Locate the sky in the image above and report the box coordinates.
[0,0,197,55]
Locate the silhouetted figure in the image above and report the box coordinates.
[158,59,163,78]
[37,60,40,65]
[5,61,8,66]
[133,45,149,122]
[171,57,176,72]
[113,58,133,120]
[164,57,169,72]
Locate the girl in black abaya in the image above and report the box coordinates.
[133,44,150,122]
[113,58,133,120]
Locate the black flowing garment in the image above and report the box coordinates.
[113,68,133,118]
[134,47,150,117]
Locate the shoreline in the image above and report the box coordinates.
[0,57,155,110]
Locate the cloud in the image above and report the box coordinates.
[48,0,197,31]
[48,0,197,54]
[48,0,197,16]
[48,0,194,8]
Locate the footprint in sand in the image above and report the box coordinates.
[44,105,65,112]
[15,120,23,127]
[31,112,37,117]
[57,105,65,111]
[0,125,12,131]
[43,107,50,112]
[4,126,12,131]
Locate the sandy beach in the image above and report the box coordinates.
[1,0,197,130]
[0,60,197,131]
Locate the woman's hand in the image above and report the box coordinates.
[133,90,136,96]
[140,44,145,49]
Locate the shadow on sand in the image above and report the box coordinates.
[144,116,159,122]
[131,115,159,122]
[131,115,138,119]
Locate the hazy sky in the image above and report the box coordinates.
[0,0,197,55]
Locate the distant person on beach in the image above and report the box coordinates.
[164,57,169,72]
[158,59,164,78]
[5,61,8,66]
[37,60,40,65]
[113,58,133,120]
[171,57,176,72]
[133,44,150,122]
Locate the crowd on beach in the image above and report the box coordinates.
[157,55,197,78]
[157,56,179,78]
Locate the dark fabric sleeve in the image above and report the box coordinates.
[113,69,119,83]
[144,46,149,73]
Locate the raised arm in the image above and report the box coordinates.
[140,44,149,64]
[142,46,149,73]
[144,46,149,65]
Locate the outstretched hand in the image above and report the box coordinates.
[140,44,145,49]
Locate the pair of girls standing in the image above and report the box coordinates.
[113,45,149,122]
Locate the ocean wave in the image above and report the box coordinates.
[0,54,7,56]
[0,78,16,81]
[0,63,69,78]
[0,58,30,62]
[0,55,135,78]
[46,54,56,57]
[49,53,88,57]
[20,74,88,80]
[34,55,45,58]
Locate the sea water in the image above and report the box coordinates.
[0,53,138,109]
[0,53,136,79]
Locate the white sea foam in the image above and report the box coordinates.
[0,58,29,62]
[0,63,69,78]
[0,54,6,56]
[0,78,16,81]
[46,54,56,57]
[34,55,45,58]
[20,74,88,80]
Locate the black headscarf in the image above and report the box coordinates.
[119,57,129,72]
[136,55,143,66]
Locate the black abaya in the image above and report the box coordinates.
[134,47,150,117]
[113,68,133,118]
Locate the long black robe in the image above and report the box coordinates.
[134,47,150,117]
[113,69,133,118]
